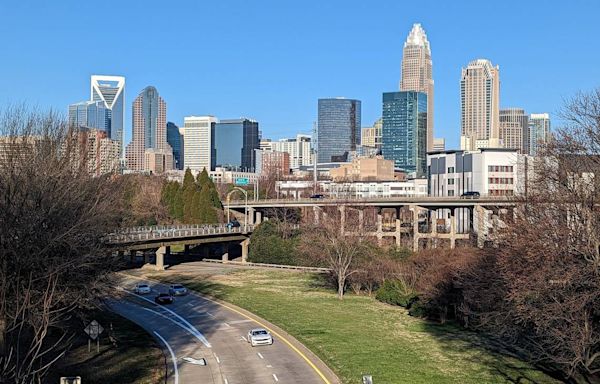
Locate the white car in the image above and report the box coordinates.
[134,283,151,295]
[247,328,273,347]
[168,284,188,296]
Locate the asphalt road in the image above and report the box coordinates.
[109,275,328,384]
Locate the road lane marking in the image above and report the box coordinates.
[213,352,221,364]
[223,378,229,384]
[120,288,212,348]
[223,322,231,328]
[206,311,215,318]
[229,319,254,325]
[257,352,264,359]
[266,365,273,368]
[142,308,210,345]
[153,331,179,384]
[273,373,279,382]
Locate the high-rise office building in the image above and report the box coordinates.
[400,23,434,151]
[317,98,361,163]
[68,101,108,131]
[90,75,125,156]
[361,118,383,151]
[214,118,260,171]
[167,122,183,170]
[529,113,551,156]
[181,116,218,172]
[499,108,528,152]
[265,134,313,169]
[460,59,500,151]
[125,86,173,173]
[381,91,428,178]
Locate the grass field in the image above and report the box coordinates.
[151,268,562,384]
[46,310,165,384]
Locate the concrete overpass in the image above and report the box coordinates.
[107,224,254,270]
[225,197,517,251]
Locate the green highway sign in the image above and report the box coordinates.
[235,177,249,186]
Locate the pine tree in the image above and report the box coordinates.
[182,168,195,190]
[199,183,218,223]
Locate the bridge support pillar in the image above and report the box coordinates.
[221,243,229,263]
[248,207,255,225]
[241,238,250,263]
[255,211,262,225]
[395,207,401,247]
[155,247,166,271]
[410,204,421,252]
[376,208,383,246]
[449,208,456,249]
[358,209,364,231]
[313,206,320,225]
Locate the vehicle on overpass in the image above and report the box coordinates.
[168,284,188,296]
[247,328,273,347]
[154,292,174,305]
[460,191,481,199]
[226,218,241,229]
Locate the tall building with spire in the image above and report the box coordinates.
[460,59,501,151]
[125,86,173,173]
[400,23,434,151]
[90,75,125,156]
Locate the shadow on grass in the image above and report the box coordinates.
[418,321,570,384]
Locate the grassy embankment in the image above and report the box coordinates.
[46,310,165,384]
[150,268,561,384]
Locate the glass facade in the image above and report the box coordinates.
[381,91,427,178]
[214,119,259,171]
[91,76,125,157]
[317,98,361,163]
[68,101,107,131]
[167,122,183,170]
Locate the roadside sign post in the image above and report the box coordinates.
[362,375,373,384]
[60,377,81,384]
[84,320,104,353]
[235,177,249,186]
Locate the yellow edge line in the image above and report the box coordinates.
[119,272,332,384]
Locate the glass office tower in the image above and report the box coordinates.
[382,91,428,178]
[167,122,183,170]
[91,75,125,157]
[317,98,361,163]
[214,118,259,171]
[68,100,108,130]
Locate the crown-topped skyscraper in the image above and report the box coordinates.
[399,23,434,151]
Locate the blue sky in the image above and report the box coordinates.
[1,0,599,149]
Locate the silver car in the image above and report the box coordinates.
[134,283,151,295]
[168,284,188,296]
[247,328,273,347]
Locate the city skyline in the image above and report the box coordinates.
[2,1,599,149]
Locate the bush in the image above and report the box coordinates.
[375,280,417,308]
[248,221,300,265]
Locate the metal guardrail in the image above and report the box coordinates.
[202,259,331,273]
[225,196,517,206]
[107,224,255,244]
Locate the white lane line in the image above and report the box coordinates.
[120,288,212,348]
[273,373,279,382]
[153,331,179,384]
[257,352,264,359]
[228,319,254,325]
[266,364,273,368]
[206,311,215,318]
[142,308,208,345]
[223,322,231,328]
[240,336,247,341]
[213,352,221,364]
[223,378,229,384]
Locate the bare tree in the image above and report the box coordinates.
[0,107,124,383]
[299,207,374,299]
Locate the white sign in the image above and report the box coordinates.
[84,320,104,340]
[182,357,207,366]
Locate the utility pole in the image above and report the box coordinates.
[312,121,318,195]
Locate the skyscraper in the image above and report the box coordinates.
[400,23,434,151]
[181,115,218,172]
[317,98,361,163]
[125,86,173,173]
[214,118,260,171]
[68,100,107,131]
[381,91,428,178]
[499,108,528,152]
[167,122,183,170]
[361,118,383,151]
[90,75,125,156]
[460,59,500,151]
[529,113,551,156]
[266,134,313,169]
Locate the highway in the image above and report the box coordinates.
[109,275,331,384]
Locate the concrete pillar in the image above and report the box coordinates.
[221,243,229,262]
[395,207,401,246]
[339,205,346,235]
[450,208,456,249]
[358,209,364,231]
[431,209,437,235]
[313,206,320,225]
[248,207,255,225]
[155,246,166,271]
[411,205,420,252]
[240,238,250,263]
[256,211,262,225]
[376,208,383,246]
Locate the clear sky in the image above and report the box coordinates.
[1,0,599,149]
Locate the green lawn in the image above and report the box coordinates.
[151,268,561,384]
[46,310,165,384]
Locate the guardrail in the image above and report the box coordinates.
[225,196,517,206]
[106,224,255,244]
[202,259,331,273]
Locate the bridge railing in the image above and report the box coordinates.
[106,224,255,244]
[226,195,517,206]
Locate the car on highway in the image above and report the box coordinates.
[247,328,273,347]
[168,284,188,296]
[460,191,481,199]
[134,283,151,295]
[310,194,325,199]
[154,292,174,305]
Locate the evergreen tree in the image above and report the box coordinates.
[182,168,195,190]
[199,183,218,223]
[173,186,184,221]
[197,168,210,188]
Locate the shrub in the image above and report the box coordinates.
[375,280,417,308]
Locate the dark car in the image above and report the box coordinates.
[460,191,481,199]
[154,293,174,305]
[226,219,241,229]
[310,194,325,199]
